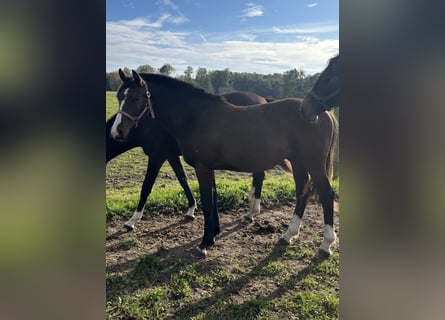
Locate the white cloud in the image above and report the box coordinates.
[106,18,338,75]
[159,0,190,24]
[239,33,256,41]
[199,33,208,43]
[273,22,338,34]
[307,3,318,8]
[241,3,264,18]
[163,0,178,11]
[169,15,189,24]
[113,15,170,29]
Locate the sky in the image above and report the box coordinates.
[106,0,338,76]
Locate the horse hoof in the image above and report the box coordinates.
[277,238,290,246]
[243,214,254,223]
[183,214,195,222]
[123,224,134,231]
[193,246,207,258]
[318,248,331,259]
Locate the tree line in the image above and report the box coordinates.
[106,63,320,99]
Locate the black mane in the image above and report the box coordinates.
[139,73,225,103]
[328,54,339,66]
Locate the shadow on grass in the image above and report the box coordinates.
[106,208,337,319]
[163,247,328,320]
[106,217,249,300]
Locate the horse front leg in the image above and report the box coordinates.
[195,165,217,256]
[124,155,165,230]
[212,177,220,236]
[244,172,265,222]
[167,156,197,221]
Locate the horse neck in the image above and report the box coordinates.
[153,85,219,131]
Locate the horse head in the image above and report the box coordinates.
[110,69,155,142]
[300,55,339,122]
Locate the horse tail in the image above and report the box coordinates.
[279,159,293,174]
[326,111,339,184]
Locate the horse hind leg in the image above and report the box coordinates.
[244,172,265,222]
[124,156,165,230]
[311,171,337,257]
[280,166,311,245]
[212,177,220,237]
[167,156,197,221]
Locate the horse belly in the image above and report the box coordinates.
[218,140,288,172]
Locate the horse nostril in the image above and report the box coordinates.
[116,128,128,142]
[111,128,123,141]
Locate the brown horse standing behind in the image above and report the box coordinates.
[111,71,338,257]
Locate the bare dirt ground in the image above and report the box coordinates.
[106,202,339,302]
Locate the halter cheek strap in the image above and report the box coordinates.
[146,91,155,119]
[118,90,155,127]
[308,88,339,111]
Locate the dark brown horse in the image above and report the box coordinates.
[107,90,290,230]
[111,71,338,257]
[300,54,339,122]
[106,114,196,229]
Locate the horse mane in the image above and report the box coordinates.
[140,73,226,103]
[329,54,339,65]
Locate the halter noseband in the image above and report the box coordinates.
[118,91,155,127]
[307,89,340,110]
[299,87,339,122]
[307,87,339,112]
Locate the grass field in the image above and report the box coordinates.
[106,91,339,319]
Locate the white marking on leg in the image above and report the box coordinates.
[246,198,261,221]
[244,187,258,222]
[124,207,144,229]
[252,198,261,215]
[248,186,255,208]
[281,215,302,243]
[196,246,207,256]
[319,224,336,255]
[184,203,197,219]
[110,88,129,138]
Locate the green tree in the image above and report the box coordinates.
[194,67,214,93]
[137,64,155,73]
[210,68,231,94]
[159,64,175,75]
[106,71,122,91]
[283,68,308,97]
[184,66,194,83]
[123,67,131,77]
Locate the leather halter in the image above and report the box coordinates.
[117,91,155,127]
[299,86,339,122]
[306,87,339,112]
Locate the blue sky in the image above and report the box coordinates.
[106,0,338,75]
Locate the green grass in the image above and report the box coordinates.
[106,91,118,120]
[133,254,163,275]
[107,253,339,319]
[120,237,140,250]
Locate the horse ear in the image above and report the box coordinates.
[132,70,144,87]
[118,69,128,81]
